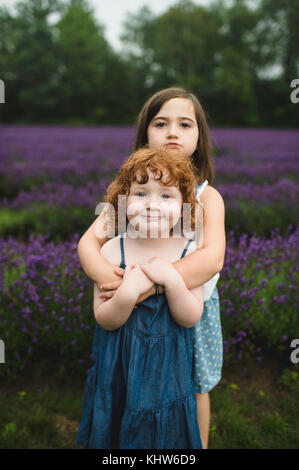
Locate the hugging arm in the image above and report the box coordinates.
[140,187,226,300]
[77,207,124,289]
[172,188,226,290]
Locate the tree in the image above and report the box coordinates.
[212,0,263,125]
[260,0,299,84]
[120,0,261,125]
[0,6,17,119]
[55,0,112,122]
[8,0,62,121]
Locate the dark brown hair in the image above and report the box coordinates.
[134,87,215,185]
[104,146,200,235]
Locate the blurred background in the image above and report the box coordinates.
[0,0,298,126]
[0,0,298,449]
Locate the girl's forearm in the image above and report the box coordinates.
[136,247,222,304]
[172,247,223,290]
[164,277,203,328]
[94,284,138,331]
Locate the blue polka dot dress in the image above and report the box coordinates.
[192,181,223,394]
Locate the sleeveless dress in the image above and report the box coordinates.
[76,234,202,449]
[191,181,223,394]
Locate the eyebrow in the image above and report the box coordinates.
[152,116,195,123]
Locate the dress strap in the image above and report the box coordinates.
[196,180,208,199]
[119,233,126,269]
[180,238,193,259]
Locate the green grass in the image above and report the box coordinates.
[0,358,298,449]
[0,370,83,449]
[209,360,299,449]
[0,205,94,242]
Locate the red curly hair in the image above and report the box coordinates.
[103,146,201,236]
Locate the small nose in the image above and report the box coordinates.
[167,123,178,138]
[145,195,160,210]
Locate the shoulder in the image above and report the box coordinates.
[200,185,225,216]
[100,234,122,264]
[200,184,224,204]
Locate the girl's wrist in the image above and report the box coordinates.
[156,284,165,295]
[117,281,138,302]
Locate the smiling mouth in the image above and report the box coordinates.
[143,214,162,220]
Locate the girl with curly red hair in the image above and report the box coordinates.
[77,147,204,449]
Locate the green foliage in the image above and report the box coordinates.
[0,0,298,126]
[226,201,298,238]
[120,0,297,127]
[221,254,299,365]
[0,0,139,124]
[278,369,299,391]
[0,198,296,243]
[2,0,62,121]
[55,0,111,120]
[0,205,94,242]
[1,251,94,381]
[1,360,298,448]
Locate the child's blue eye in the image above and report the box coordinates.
[137,192,145,197]
[162,194,170,199]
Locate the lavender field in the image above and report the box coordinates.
[0,126,298,380]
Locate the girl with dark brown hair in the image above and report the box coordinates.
[77,87,226,449]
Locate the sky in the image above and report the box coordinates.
[0,0,212,52]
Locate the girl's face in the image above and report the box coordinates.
[147,98,199,159]
[126,168,183,237]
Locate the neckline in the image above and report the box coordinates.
[119,235,193,269]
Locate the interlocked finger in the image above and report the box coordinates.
[100,280,121,291]
[100,290,114,299]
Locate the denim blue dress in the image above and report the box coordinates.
[76,234,202,449]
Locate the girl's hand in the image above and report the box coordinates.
[98,265,125,301]
[122,264,154,297]
[140,257,181,287]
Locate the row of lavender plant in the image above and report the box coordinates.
[1,224,298,380]
[1,126,298,240]
[2,178,298,210]
[1,176,297,240]
[1,127,298,192]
